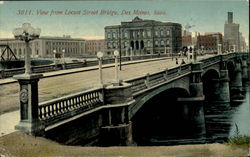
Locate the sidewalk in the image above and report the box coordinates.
[0,56,171,85]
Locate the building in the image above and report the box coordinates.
[182,35,192,48]
[239,32,247,52]
[104,17,182,56]
[197,33,223,53]
[85,39,105,56]
[0,35,85,59]
[224,12,240,51]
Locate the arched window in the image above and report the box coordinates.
[166,39,170,46]
[166,30,170,36]
[124,32,128,38]
[160,30,164,36]
[160,40,164,47]
[140,40,144,49]
[124,41,127,48]
[107,42,111,48]
[155,30,158,36]
[147,40,151,47]
[107,32,111,39]
[147,30,151,37]
[130,41,134,49]
[112,32,116,39]
[135,41,139,50]
[155,40,159,47]
[112,42,116,48]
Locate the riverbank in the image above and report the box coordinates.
[0,131,249,157]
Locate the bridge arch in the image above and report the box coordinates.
[129,78,190,119]
[201,69,220,101]
[131,86,190,145]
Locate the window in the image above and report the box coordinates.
[137,31,140,37]
[166,30,170,36]
[155,40,159,47]
[124,41,127,48]
[107,32,111,39]
[160,30,164,36]
[166,39,170,46]
[112,32,116,39]
[132,31,135,38]
[112,42,116,48]
[107,42,111,48]
[155,30,158,36]
[160,40,164,47]
[124,32,128,38]
[142,31,145,37]
[147,30,151,37]
[147,40,151,47]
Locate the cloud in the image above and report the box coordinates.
[0,1,4,5]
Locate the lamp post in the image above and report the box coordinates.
[53,49,56,64]
[97,51,104,85]
[13,23,41,74]
[12,23,44,135]
[114,50,120,85]
[218,44,222,55]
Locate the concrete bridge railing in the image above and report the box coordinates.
[124,63,191,96]
[38,87,104,127]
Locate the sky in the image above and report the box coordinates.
[0,0,249,44]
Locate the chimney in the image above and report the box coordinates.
[228,12,233,24]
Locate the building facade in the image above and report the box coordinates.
[224,12,240,51]
[104,17,182,56]
[0,36,85,59]
[85,39,105,56]
[197,33,223,53]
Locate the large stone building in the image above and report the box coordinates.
[0,35,85,59]
[104,17,182,56]
[224,12,240,51]
[85,39,105,56]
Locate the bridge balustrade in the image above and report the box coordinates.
[38,87,104,126]
[124,64,192,96]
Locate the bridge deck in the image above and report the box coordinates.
[1,56,205,115]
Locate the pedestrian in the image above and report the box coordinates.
[176,58,178,64]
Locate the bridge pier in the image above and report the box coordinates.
[13,74,45,136]
[230,61,244,102]
[209,70,231,103]
[100,82,134,146]
[241,58,248,92]
[178,62,206,140]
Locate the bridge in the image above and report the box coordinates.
[12,52,249,146]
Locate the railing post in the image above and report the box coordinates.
[100,82,134,146]
[145,73,150,88]
[163,68,168,80]
[13,73,45,136]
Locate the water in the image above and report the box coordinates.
[229,88,250,136]
[204,85,250,143]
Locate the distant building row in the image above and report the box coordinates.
[181,12,248,53]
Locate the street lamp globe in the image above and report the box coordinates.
[97,51,104,59]
[12,23,41,75]
[114,50,119,57]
